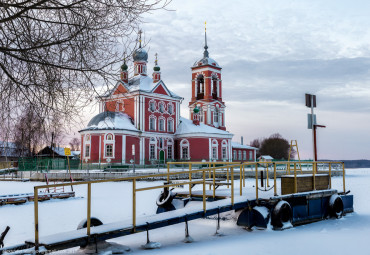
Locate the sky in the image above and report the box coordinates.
[78,0,370,160]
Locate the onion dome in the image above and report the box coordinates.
[133,48,148,62]
[121,62,128,71]
[193,106,200,113]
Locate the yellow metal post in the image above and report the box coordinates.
[87,183,91,236]
[342,163,346,193]
[189,163,192,197]
[167,164,170,183]
[255,164,258,202]
[239,165,242,196]
[294,163,297,193]
[231,167,234,205]
[203,169,206,213]
[132,179,136,231]
[226,166,229,188]
[313,162,316,190]
[34,187,39,251]
[274,163,277,196]
[242,164,245,187]
[329,163,332,189]
[213,168,216,198]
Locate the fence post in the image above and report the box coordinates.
[188,163,192,197]
[255,164,258,203]
[34,186,39,251]
[87,183,91,237]
[203,169,206,213]
[132,179,136,232]
[231,167,234,206]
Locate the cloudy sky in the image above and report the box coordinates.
[81,0,370,160]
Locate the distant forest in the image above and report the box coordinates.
[323,160,370,168]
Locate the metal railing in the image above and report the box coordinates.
[32,160,345,250]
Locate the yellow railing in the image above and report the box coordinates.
[32,161,345,250]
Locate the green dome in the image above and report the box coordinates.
[121,63,128,71]
[153,65,160,71]
[193,106,200,113]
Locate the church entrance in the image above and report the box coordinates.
[159,150,165,164]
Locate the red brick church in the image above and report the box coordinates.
[79,30,257,165]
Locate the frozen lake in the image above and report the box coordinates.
[0,168,369,255]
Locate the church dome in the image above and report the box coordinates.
[82,111,137,131]
[193,57,220,68]
[133,48,148,62]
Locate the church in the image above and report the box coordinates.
[79,30,257,165]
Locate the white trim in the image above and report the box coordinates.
[180,139,190,160]
[103,133,115,159]
[122,135,126,164]
[208,138,212,161]
[99,135,101,163]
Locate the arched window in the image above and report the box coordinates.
[167,118,174,132]
[221,140,228,160]
[115,100,124,112]
[84,134,91,158]
[212,76,218,99]
[211,139,218,160]
[180,139,190,160]
[149,100,156,112]
[159,117,165,131]
[104,133,115,158]
[167,103,174,115]
[159,102,165,113]
[167,138,173,159]
[199,106,204,123]
[213,107,219,127]
[196,74,204,100]
[149,137,157,159]
[149,115,156,131]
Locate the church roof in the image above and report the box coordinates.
[193,57,220,68]
[80,111,138,132]
[175,117,232,137]
[231,142,258,150]
[102,75,182,99]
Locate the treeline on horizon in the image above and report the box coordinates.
[320,160,370,168]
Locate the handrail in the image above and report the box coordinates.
[32,160,345,250]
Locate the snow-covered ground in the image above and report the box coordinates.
[0,169,369,255]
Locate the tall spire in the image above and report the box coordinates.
[203,21,209,58]
[138,29,142,48]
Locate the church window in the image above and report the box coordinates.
[221,140,227,160]
[212,77,218,99]
[222,148,227,160]
[243,151,247,160]
[180,139,190,160]
[199,107,204,123]
[149,101,156,112]
[213,107,219,124]
[106,133,113,140]
[233,150,237,160]
[150,145,155,159]
[105,144,113,157]
[159,103,165,113]
[249,151,253,160]
[211,139,218,160]
[167,118,174,132]
[159,138,163,149]
[149,117,156,131]
[167,145,172,159]
[168,104,173,114]
[85,145,90,158]
[238,150,242,160]
[196,75,204,100]
[159,118,165,131]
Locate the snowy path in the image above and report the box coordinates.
[0,169,369,255]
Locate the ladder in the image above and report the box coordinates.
[288,140,302,174]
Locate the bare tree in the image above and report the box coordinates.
[69,137,80,151]
[258,133,295,160]
[0,0,169,133]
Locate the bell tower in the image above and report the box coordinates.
[189,23,226,130]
